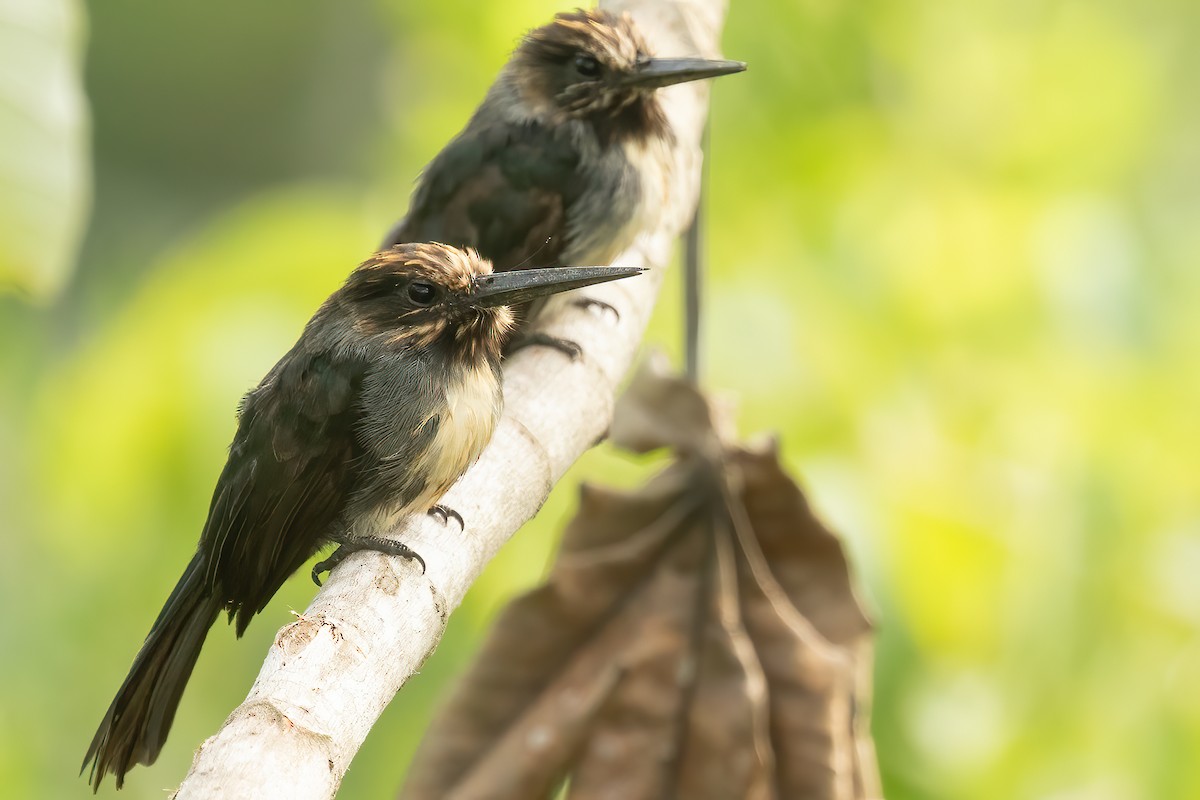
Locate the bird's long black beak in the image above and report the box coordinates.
[623,57,746,89]
[470,266,645,308]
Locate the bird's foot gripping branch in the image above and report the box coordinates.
[82,245,640,790]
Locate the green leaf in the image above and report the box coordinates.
[0,0,89,301]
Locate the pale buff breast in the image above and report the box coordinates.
[624,133,677,235]
[563,133,672,267]
[408,360,503,511]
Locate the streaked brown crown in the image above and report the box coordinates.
[340,242,515,360]
[513,9,668,139]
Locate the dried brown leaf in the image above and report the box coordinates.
[399,371,879,800]
[610,353,720,456]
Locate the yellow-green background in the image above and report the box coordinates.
[2,0,1197,797]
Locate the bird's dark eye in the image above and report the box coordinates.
[573,53,601,78]
[407,281,438,306]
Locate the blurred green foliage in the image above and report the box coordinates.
[1,0,1197,797]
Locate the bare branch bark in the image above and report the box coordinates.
[173,1,730,796]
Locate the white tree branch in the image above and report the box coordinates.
[173,1,730,796]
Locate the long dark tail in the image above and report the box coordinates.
[83,552,222,790]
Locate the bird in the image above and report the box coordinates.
[82,243,642,790]
[382,8,744,350]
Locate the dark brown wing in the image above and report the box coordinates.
[383,121,584,271]
[199,345,368,635]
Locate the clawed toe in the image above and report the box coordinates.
[311,536,427,585]
[505,332,582,359]
[573,296,619,320]
[428,504,464,528]
[501,299,617,360]
[311,547,349,587]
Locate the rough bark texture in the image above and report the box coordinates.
[172,1,728,797]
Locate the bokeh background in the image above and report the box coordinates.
[2,0,1198,797]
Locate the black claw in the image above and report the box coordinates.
[428,504,464,528]
[357,535,427,574]
[311,547,350,587]
[506,332,582,360]
[312,536,426,586]
[573,296,619,320]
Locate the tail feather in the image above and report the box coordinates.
[83,553,222,790]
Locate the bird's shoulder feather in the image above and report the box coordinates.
[386,121,585,271]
